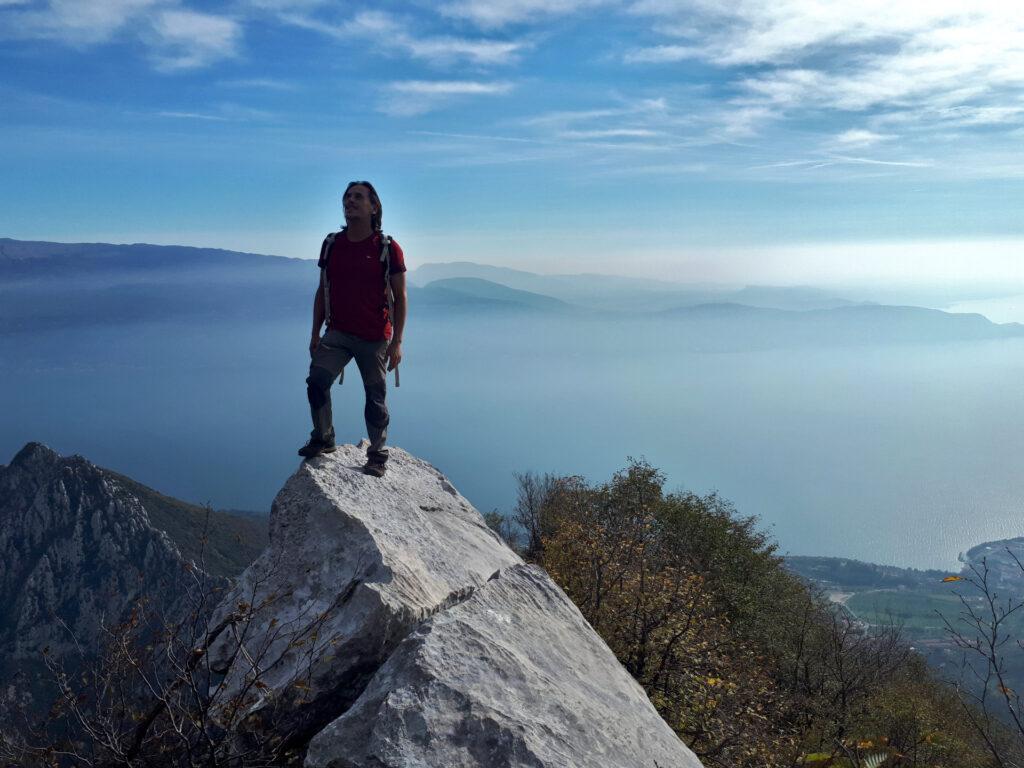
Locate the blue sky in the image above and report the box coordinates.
[2,0,1023,285]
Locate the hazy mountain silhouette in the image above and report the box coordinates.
[2,238,1021,347]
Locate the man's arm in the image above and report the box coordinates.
[310,271,325,355]
[388,271,406,371]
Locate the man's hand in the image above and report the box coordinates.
[387,340,402,371]
[309,333,321,357]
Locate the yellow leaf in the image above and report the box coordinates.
[942,575,963,582]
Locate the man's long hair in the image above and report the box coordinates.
[345,180,383,232]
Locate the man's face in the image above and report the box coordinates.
[343,185,377,225]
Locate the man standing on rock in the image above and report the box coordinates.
[298,181,407,477]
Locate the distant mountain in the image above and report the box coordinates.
[731,285,858,311]
[410,261,688,292]
[409,261,727,311]
[2,240,1021,347]
[0,238,314,331]
[0,237,303,284]
[410,260,856,312]
[419,278,574,312]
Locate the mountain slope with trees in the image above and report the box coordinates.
[493,462,1018,767]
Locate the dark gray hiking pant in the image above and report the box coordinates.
[306,330,390,464]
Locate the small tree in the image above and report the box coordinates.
[941,553,1024,767]
[511,471,557,561]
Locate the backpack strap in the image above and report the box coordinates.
[378,233,400,388]
[319,230,341,328]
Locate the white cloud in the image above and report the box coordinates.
[379,80,514,116]
[242,0,326,9]
[523,107,630,126]
[401,35,523,66]
[389,80,515,96]
[217,77,298,91]
[1,1,239,70]
[937,105,1024,126]
[826,154,930,168]
[277,9,526,66]
[623,44,696,64]
[558,128,658,138]
[148,9,240,71]
[715,104,777,138]
[3,0,165,44]
[156,102,274,121]
[628,1,1024,138]
[440,0,613,29]
[158,110,229,121]
[831,128,894,148]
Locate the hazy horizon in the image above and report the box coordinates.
[4,235,1023,317]
[3,3,1023,286]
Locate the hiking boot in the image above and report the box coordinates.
[298,440,336,458]
[362,460,387,477]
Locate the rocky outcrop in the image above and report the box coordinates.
[208,442,703,768]
[0,443,195,664]
[306,564,699,768]
[205,442,523,748]
[0,442,269,721]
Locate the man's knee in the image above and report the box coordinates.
[363,381,388,424]
[306,366,335,408]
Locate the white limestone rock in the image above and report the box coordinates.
[306,562,702,768]
[207,441,702,766]
[205,442,523,743]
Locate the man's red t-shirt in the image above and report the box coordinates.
[318,232,406,342]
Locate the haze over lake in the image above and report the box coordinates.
[3,247,1022,571]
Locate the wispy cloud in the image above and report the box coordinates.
[826,154,931,168]
[157,110,230,121]
[276,9,526,66]
[2,0,166,45]
[379,80,514,116]
[520,96,723,157]
[217,77,298,91]
[557,128,659,139]
[241,0,327,9]
[1,1,240,70]
[147,9,240,71]
[748,153,932,175]
[439,0,612,29]
[155,102,275,122]
[623,44,695,64]
[830,128,894,148]
[628,2,1024,140]
[409,129,540,144]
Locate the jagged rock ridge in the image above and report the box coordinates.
[0,443,201,709]
[0,443,265,710]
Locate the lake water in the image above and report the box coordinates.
[2,314,1022,571]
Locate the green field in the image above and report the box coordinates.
[845,589,965,634]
